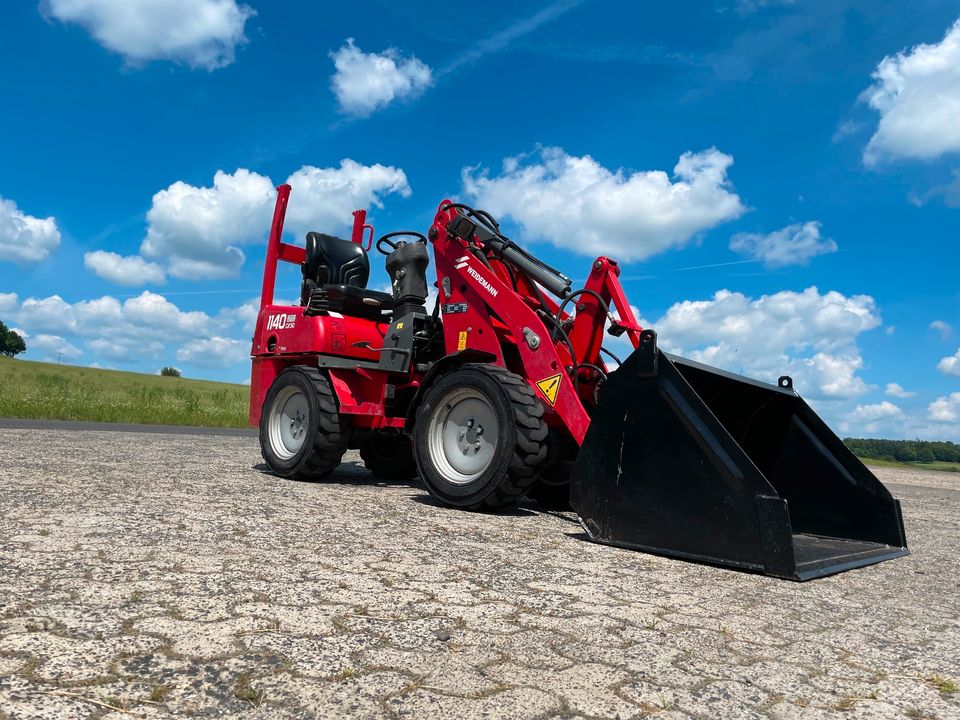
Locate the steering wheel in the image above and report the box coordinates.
[375,231,428,255]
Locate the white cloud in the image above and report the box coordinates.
[729,221,837,268]
[84,250,165,286]
[0,292,18,315]
[88,336,164,362]
[176,336,248,367]
[930,319,952,339]
[938,348,960,377]
[885,382,916,398]
[861,18,960,165]
[141,168,275,280]
[123,291,212,336]
[7,290,265,369]
[0,195,61,263]
[330,38,432,116]
[14,291,221,344]
[840,400,904,435]
[463,147,745,261]
[284,161,412,240]
[19,295,76,334]
[45,0,255,70]
[848,401,902,423]
[28,334,83,359]
[929,392,960,422]
[645,286,880,399]
[140,163,410,280]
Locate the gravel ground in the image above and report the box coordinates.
[0,428,958,719]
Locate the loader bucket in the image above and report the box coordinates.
[570,330,908,581]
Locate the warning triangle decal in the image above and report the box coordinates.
[535,373,562,406]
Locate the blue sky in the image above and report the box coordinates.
[1,0,958,440]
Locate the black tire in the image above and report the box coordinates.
[360,434,418,481]
[413,363,548,510]
[527,428,577,510]
[259,366,347,480]
[527,461,574,510]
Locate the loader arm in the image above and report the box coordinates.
[429,201,593,444]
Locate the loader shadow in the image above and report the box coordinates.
[253,462,552,517]
[409,494,537,517]
[251,461,421,489]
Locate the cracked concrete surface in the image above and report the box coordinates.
[0,428,958,718]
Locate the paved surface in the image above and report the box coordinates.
[0,429,958,719]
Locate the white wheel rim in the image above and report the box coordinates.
[268,385,310,460]
[427,387,499,485]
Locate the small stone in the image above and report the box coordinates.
[434,629,452,642]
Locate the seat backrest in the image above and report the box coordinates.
[303,232,370,288]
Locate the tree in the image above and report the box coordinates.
[0,320,26,358]
[916,446,935,463]
[159,366,182,377]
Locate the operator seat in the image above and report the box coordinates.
[300,232,393,318]
[303,232,369,288]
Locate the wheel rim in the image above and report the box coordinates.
[268,385,310,460]
[427,387,499,485]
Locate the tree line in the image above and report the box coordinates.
[844,437,960,463]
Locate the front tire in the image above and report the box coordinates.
[413,364,548,510]
[260,366,347,480]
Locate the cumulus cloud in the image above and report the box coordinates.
[28,333,83,359]
[0,195,61,263]
[44,0,255,70]
[885,382,916,398]
[141,169,275,280]
[848,401,902,422]
[5,290,279,368]
[84,250,165,286]
[644,286,881,399]
[284,161,412,239]
[729,221,837,268]
[11,291,223,357]
[463,147,745,261]
[929,392,960,422]
[930,319,952,339]
[176,336,248,367]
[0,292,18,315]
[861,18,960,165]
[840,400,903,435]
[18,295,76,334]
[141,163,410,280]
[330,38,432,116]
[938,348,960,377]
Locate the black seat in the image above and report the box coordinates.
[303,232,370,288]
[301,233,393,318]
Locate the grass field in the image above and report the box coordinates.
[0,358,249,427]
[860,456,960,473]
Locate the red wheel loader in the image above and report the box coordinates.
[250,184,908,581]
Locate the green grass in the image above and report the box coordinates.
[0,357,249,427]
[859,456,960,473]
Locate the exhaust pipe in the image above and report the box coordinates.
[570,330,908,581]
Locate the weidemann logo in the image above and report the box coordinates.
[466,266,498,298]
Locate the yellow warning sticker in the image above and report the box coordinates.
[457,330,468,351]
[396,322,404,329]
[536,373,562,406]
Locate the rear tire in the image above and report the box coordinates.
[260,366,347,480]
[360,434,418,481]
[413,364,548,510]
